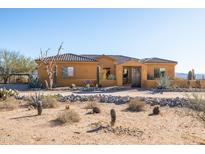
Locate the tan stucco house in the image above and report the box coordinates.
[35,53,177,88]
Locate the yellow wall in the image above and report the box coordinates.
[36,58,177,88]
[146,63,176,79]
[115,60,147,87]
[36,61,97,87]
[99,80,116,87]
[96,56,116,79]
[143,79,205,89]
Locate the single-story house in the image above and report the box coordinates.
[35,53,177,88]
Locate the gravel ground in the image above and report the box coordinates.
[0,102,205,145]
[18,89,205,98]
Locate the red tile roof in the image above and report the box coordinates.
[36,53,97,62]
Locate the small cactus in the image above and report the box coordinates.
[65,105,70,110]
[31,93,43,116]
[93,107,101,114]
[37,101,43,115]
[110,109,116,127]
[153,106,160,115]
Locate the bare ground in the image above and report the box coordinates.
[1,102,205,145]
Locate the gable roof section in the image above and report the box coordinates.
[35,53,177,64]
[36,53,97,62]
[81,54,139,64]
[140,57,177,64]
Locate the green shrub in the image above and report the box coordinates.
[57,109,80,124]
[28,76,42,89]
[157,75,170,89]
[0,88,19,101]
[107,74,116,80]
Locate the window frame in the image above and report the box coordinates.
[154,68,166,78]
[67,67,74,77]
[62,66,74,78]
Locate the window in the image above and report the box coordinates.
[160,68,166,77]
[154,68,166,78]
[62,66,74,77]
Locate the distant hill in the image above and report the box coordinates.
[176,73,205,79]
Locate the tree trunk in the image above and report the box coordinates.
[3,76,9,84]
[45,80,49,89]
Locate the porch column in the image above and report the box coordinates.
[141,64,147,88]
[116,65,123,86]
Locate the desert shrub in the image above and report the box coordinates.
[0,97,19,111]
[0,88,19,101]
[28,76,42,89]
[41,95,59,108]
[84,101,99,109]
[196,80,201,88]
[185,93,205,111]
[157,75,170,89]
[57,109,80,124]
[83,80,93,88]
[71,84,76,89]
[127,99,145,112]
[107,74,116,80]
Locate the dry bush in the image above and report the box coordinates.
[42,95,60,109]
[57,109,80,124]
[0,97,19,111]
[127,99,145,112]
[185,93,205,112]
[83,101,100,109]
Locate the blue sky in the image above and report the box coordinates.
[0,8,205,73]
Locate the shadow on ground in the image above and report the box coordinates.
[10,114,38,120]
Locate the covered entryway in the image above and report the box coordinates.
[123,67,141,87]
[116,60,147,87]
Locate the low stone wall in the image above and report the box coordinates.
[16,93,190,107]
[143,79,205,89]
[56,79,97,87]
[56,94,188,107]
[99,80,116,87]
[143,80,157,88]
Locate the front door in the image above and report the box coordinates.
[131,67,141,87]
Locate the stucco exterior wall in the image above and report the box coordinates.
[146,63,176,79]
[143,79,205,89]
[36,58,177,88]
[96,56,116,79]
[99,80,116,87]
[115,60,147,87]
[36,61,97,87]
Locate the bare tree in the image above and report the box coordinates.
[38,42,63,90]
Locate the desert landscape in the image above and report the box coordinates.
[1,88,205,145]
